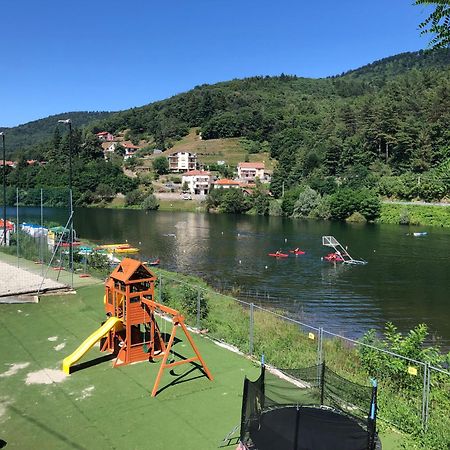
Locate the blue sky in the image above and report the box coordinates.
[1,0,432,127]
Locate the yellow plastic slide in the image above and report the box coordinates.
[62,316,122,374]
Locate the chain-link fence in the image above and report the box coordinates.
[1,193,448,445]
[0,188,105,297]
[154,271,449,446]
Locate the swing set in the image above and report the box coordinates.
[63,258,212,396]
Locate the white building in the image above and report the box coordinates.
[237,162,265,182]
[168,151,197,173]
[122,142,140,160]
[101,142,117,159]
[181,170,212,195]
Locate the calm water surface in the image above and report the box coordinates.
[14,208,450,345]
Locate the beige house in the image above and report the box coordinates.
[237,162,265,182]
[181,170,212,195]
[168,151,197,173]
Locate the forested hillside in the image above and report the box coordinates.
[0,111,112,156]
[2,49,450,213]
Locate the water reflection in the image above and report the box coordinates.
[8,207,450,345]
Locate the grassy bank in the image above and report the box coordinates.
[102,198,450,229]
[155,269,450,450]
[157,199,205,212]
[379,203,450,228]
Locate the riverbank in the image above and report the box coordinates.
[102,196,450,228]
[378,203,450,228]
[154,268,449,450]
[2,250,448,448]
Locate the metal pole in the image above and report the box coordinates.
[422,362,429,429]
[317,327,323,366]
[424,364,430,431]
[1,133,6,246]
[196,290,201,330]
[16,188,19,267]
[58,119,73,281]
[70,188,73,288]
[68,121,73,282]
[40,188,43,276]
[249,303,254,356]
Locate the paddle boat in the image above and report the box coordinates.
[413,232,428,237]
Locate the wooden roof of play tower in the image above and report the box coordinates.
[109,258,156,283]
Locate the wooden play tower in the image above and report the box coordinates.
[101,258,212,396]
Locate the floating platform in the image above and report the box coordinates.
[322,236,367,265]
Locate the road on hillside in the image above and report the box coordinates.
[382,200,450,207]
[154,192,206,201]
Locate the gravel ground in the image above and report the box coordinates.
[0,260,65,297]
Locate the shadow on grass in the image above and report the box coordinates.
[9,405,86,449]
[70,353,116,374]
[154,350,212,397]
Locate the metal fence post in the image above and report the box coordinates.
[16,188,19,267]
[317,327,324,365]
[196,289,201,330]
[422,362,430,430]
[249,303,254,356]
[421,362,429,429]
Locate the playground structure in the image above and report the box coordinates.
[322,236,367,265]
[62,258,213,396]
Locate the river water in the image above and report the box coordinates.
[11,207,450,346]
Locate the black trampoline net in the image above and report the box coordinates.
[240,363,378,450]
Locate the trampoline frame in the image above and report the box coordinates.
[239,362,379,450]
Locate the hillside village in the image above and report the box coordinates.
[95,128,273,197]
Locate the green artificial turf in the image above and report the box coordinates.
[0,284,403,449]
[0,285,259,450]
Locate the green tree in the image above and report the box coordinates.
[152,156,169,175]
[252,182,270,215]
[205,188,224,210]
[125,189,145,206]
[95,183,114,201]
[220,188,250,213]
[292,187,321,218]
[416,1,450,49]
[142,194,160,211]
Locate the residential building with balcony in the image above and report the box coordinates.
[168,151,197,173]
[181,170,212,195]
[237,162,265,182]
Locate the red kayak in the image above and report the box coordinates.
[268,253,289,258]
[289,249,305,255]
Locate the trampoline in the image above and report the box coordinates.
[239,363,380,450]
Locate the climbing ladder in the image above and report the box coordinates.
[322,236,367,265]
